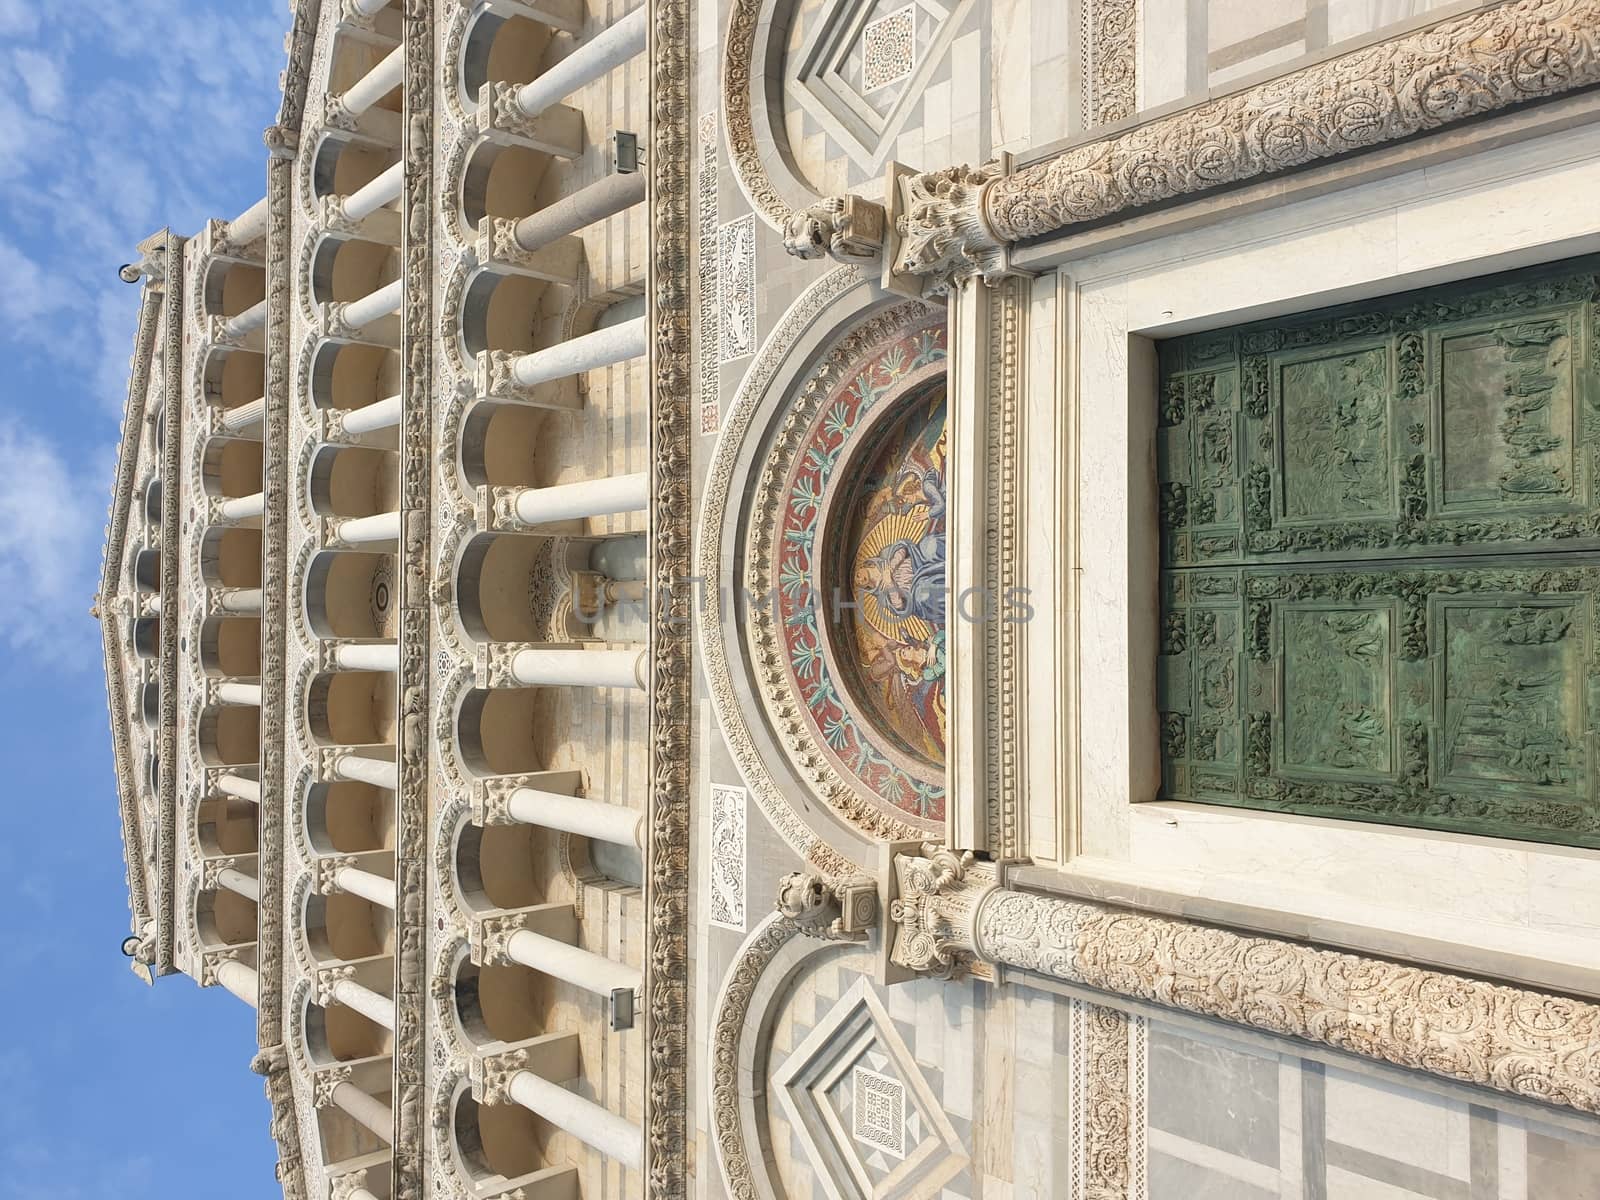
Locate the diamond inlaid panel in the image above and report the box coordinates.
[852,1066,907,1157]
[861,5,917,93]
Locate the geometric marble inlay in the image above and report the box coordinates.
[861,5,916,92]
[775,976,966,1197]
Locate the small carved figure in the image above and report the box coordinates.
[775,870,878,941]
[781,196,885,263]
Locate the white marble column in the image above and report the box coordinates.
[329,511,402,544]
[343,393,402,435]
[507,318,646,389]
[219,299,268,341]
[329,1080,392,1141]
[227,197,269,247]
[327,753,399,791]
[504,788,643,847]
[349,0,390,14]
[215,958,259,1006]
[338,279,404,330]
[328,977,395,1031]
[507,647,645,690]
[503,927,640,1003]
[220,398,265,434]
[217,867,260,903]
[218,492,265,522]
[341,162,404,223]
[214,587,263,614]
[217,773,262,804]
[336,45,403,118]
[511,472,649,525]
[507,1069,642,1170]
[215,681,262,707]
[511,171,646,252]
[512,6,647,117]
[326,641,400,672]
[327,862,396,911]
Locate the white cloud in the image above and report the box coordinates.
[0,0,39,38]
[11,47,62,114]
[0,425,102,670]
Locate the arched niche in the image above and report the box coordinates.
[200,526,264,589]
[455,532,550,642]
[305,779,394,855]
[303,889,392,965]
[302,990,393,1068]
[201,434,264,498]
[310,234,399,308]
[459,400,550,489]
[131,547,161,593]
[203,258,265,318]
[197,795,259,857]
[454,686,552,777]
[130,615,160,659]
[198,704,260,766]
[460,140,563,232]
[450,815,545,913]
[450,951,544,1048]
[144,478,163,523]
[197,886,257,948]
[311,133,396,208]
[199,614,262,678]
[460,270,544,358]
[139,681,161,729]
[306,669,398,748]
[203,346,266,412]
[309,338,397,412]
[451,1089,553,1190]
[308,443,399,521]
[458,6,555,109]
[304,549,397,640]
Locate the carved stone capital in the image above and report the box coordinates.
[320,194,403,246]
[312,1065,353,1110]
[314,855,358,895]
[328,1169,371,1200]
[319,301,360,343]
[775,870,878,942]
[200,856,239,891]
[887,845,999,979]
[889,161,1008,293]
[473,639,528,689]
[475,483,527,533]
[199,945,245,988]
[475,216,582,284]
[208,314,248,348]
[475,349,525,402]
[312,964,357,1008]
[317,748,348,781]
[472,776,521,826]
[319,406,351,445]
[781,194,885,263]
[475,80,583,156]
[469,1045,530,1107]
[469,911,528,966]
[324,92,360,133]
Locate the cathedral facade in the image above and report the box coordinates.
[97,0,1600,1196]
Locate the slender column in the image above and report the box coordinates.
[330,1081,392,1142]
[218,492,265,522]
[505,788,643,848]
[217,867,260,903]
[330,511,402,544]
[511,472,649,525]
[508,318,645,389]
[329,753,399,791]
[330,977,395,1031]
[340,279,403,329]
[220,397,265,434]
[329,642,400,672]
[215,588,263,614]
[340,46,403,117]
[220,299,268,340]
[215,959,259,1006]
[350,0,389,13]
[512,6,647,118]
[509,647,645,690]
[343,393,402,435]
[217,773,262,804]
[334,864,396,911]
[507,1070,642,1170]
[505,927,640,1001]
[511,171,646,252]
[228,197,269,247]
[215,681,262,707]
[342,162,404,222]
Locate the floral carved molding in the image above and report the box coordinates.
[888,850,1600,1117]
[776,0,1600,292]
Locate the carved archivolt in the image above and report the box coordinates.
[721,0,815,231]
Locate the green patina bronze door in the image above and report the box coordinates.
[1156,257,1600,847]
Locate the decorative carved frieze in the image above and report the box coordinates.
[884,849,1600,1116]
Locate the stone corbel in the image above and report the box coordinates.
[775,870,879,942]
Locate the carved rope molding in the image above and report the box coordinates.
[893,853,1600,1115]
[648,0,693,1188]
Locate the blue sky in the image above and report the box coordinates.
[0,1,292,1194]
